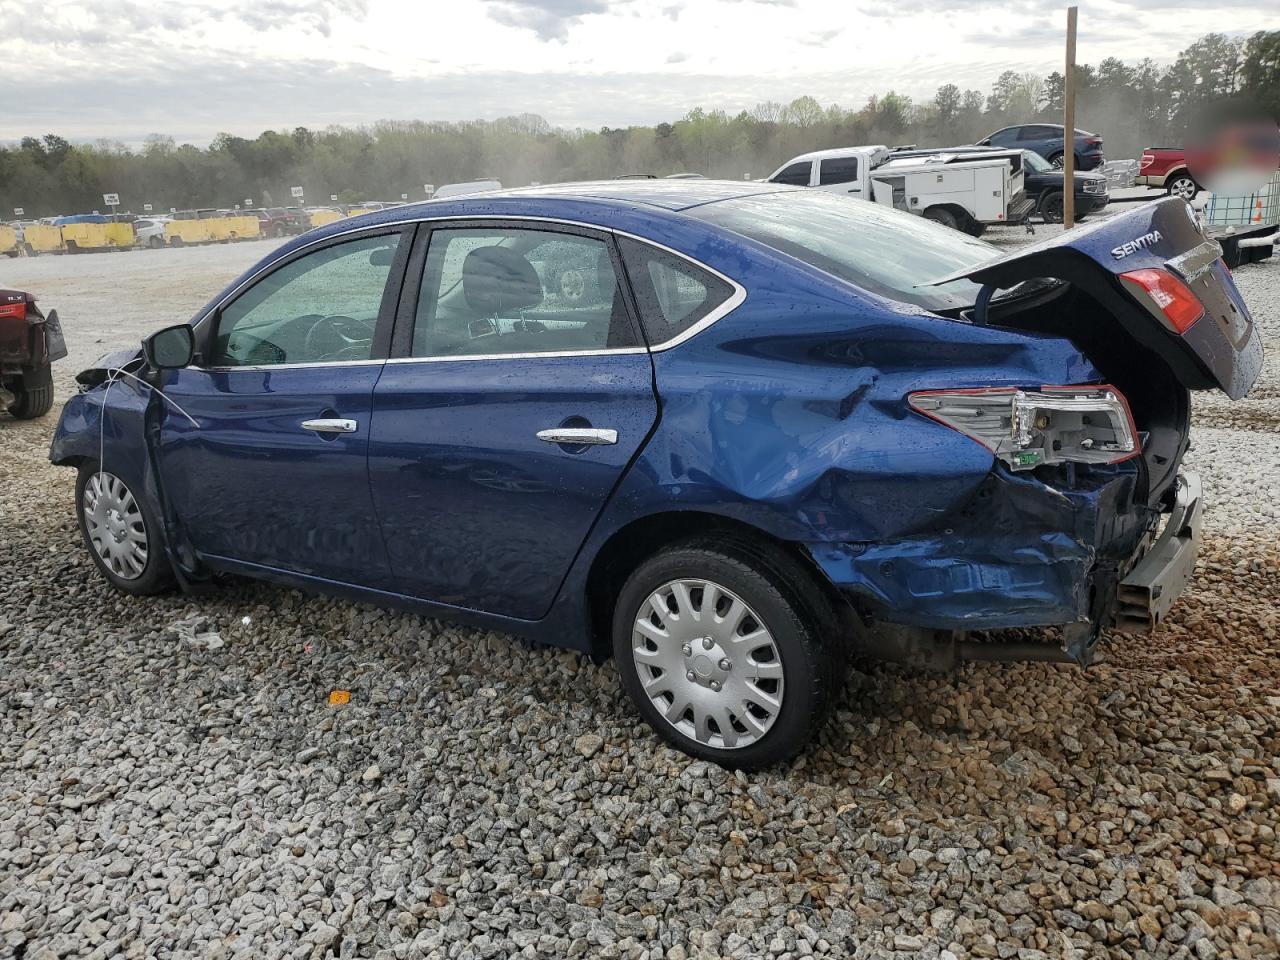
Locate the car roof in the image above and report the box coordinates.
[780,146,889,164]
[457,179,794,211]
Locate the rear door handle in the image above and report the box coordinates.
[301,418,358,434]
[536,428,618,445]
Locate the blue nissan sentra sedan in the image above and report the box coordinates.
[51,181,1260,767]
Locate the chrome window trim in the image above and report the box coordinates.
[191,215,747,369]
[199,358,386,373]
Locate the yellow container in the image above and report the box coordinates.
[61,223,104,250]
[345,207,378,218]
[26,224,63,253]
[221,215,261,240]
[164,220,212,245]
[0,225,17,255]
[105,222,136,247]
[60,222,134,250]
[308,209,345,228]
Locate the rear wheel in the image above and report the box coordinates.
[76,464,174,595]
[1166,172,1198,201]
[1039,191,1065,223]
[7,366,53,419]
[170,236,183,247]
[613,539,843,769]
[922,206,960,230]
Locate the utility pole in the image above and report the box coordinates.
[1063,6,1078,228]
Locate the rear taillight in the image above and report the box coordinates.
[1118,268,1205,334]
[1085,137,1102,147]
[908,385,1139,471]
[1140,152,1154,169]
[0,301,26,321]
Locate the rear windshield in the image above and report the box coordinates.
[688,190,996,310]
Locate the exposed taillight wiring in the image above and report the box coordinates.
[908,385,1140,471]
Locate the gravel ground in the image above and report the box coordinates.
[2,216,1279,960]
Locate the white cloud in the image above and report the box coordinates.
[0,0,1268,142]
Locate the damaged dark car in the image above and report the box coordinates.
[2,288,65,419]
[49,183,1261,767]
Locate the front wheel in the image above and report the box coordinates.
[1039,191,1065,223]
[1048,152,1065,169]
[7,366,53,419]
[613,540,842,769]
[148,235,163,248]
[76,464,174,595]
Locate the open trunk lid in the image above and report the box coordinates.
[930,197,1262,400]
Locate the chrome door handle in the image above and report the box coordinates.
[301,418,358,434]
[537,428,618,446]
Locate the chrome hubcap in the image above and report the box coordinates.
[1173,179,1196,200]
[631,578,784,750]
[83,472,148,580]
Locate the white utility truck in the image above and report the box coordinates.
[766,145,1035,236]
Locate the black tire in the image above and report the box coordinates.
[170,236,183,247]
[961,218,987,237]
[1048,151,1065,169]
[922,207,960,230]
[1039,191,1065,223]
[7,366,54,419]
[75,463,174,595]
[612,538,844,769]
[148,235,163,249]
[1166,172,1198,201]
[274,223,287,238]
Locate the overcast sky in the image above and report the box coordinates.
[2,0,1272,144]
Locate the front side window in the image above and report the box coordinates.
[987,128,1019,146]
[819,157,859,186]
[411,227,637,358]
[210,233,400,367]
[618,237,735,345]
[770,161,813,186]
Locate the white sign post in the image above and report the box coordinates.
[245,198,253,208]
[103,192,120,218]
[400,193,408,201]
[143,203,153,213]
[423,183,435,198]
[330,194,338,202]
[13,207,23,217]
[290,185,304,201]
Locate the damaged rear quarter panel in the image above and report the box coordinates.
[604,255,1102,551]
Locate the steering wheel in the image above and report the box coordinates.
[303,315,372,361]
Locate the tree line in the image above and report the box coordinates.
[2,30,1276,219]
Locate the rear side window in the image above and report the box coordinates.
[770,161,812,186]
[1018,125,1056,140]
[618,237,735,346]
[819,157,859,185]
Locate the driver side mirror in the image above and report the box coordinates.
[142,324,195,371]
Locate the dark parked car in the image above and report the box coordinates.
[979,123,1105,171]
[263,207,307,236]
[2,288,65,419]
[50,182,1260,767]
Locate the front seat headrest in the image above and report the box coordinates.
[463,247,543,315]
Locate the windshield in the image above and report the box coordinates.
[688,190,997,310]
[1022,150,1053,173]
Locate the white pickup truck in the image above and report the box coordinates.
[766,145,1035,236]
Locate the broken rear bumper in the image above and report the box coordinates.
[806,468,1200,639]
[1113,472,1202,634]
